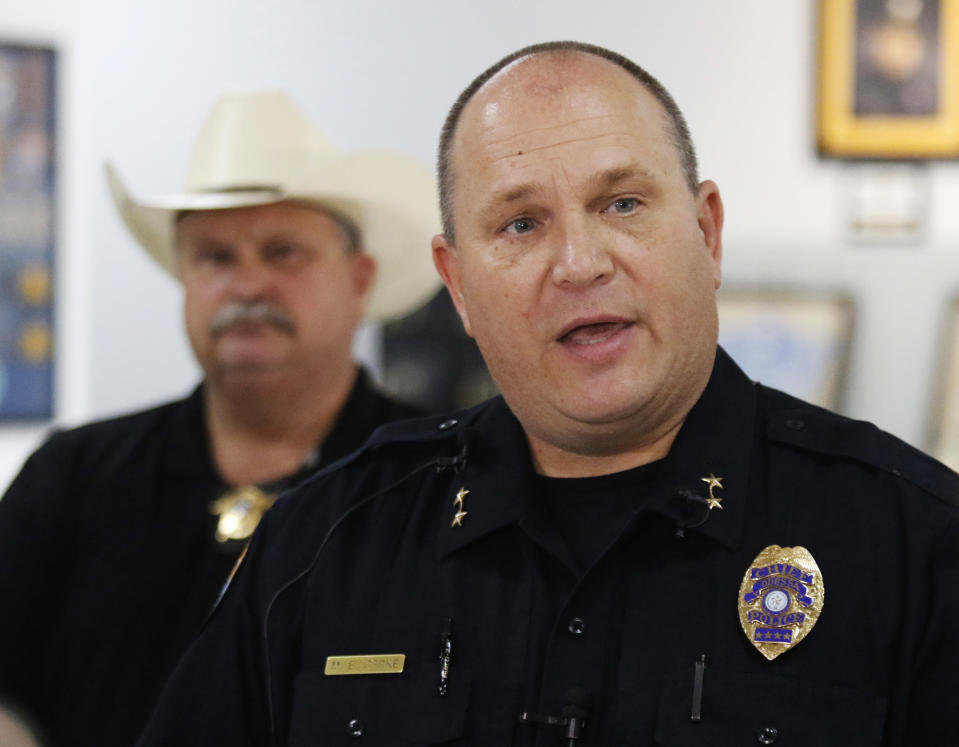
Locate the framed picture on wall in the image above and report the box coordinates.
[0,41,56,420]
[817,0,959,158]
[928,298,959,470]
[718,288,856,411]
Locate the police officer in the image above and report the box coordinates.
[138,42,959,745]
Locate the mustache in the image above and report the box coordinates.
[208,301,296,336]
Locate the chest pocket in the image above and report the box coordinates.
[653,667,886,746]
[287,661,472,746]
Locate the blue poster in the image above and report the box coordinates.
[0,43,55,420]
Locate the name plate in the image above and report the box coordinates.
[324,654,406,676]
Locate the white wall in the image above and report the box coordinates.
[4,0,959,490]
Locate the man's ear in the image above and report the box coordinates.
[172,252,185,283]
[432,233,472,337]
[695,180,724,290]
[351,252,377,301]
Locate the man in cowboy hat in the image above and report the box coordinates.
[0,90,438,747]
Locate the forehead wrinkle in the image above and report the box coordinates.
[483,121,642,162]
[482,111,619,142]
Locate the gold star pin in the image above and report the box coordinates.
[451,487,470,527]
[701,473,724,510]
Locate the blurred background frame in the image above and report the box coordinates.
[0,41,56,421]
[928,296,959,469]
[718,287,856,410]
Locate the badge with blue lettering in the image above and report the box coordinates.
[738,545,824,661]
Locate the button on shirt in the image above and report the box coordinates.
[137,348,959,746]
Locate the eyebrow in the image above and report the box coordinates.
[483,182,541,210]
[179,236,235,253]
[471,181,542,229]
[587,163,658,190]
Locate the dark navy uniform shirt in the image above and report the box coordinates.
[139,349,959,746]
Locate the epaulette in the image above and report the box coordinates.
[760,386,959,507]
[284,399,494,498]
[364,399,491,449]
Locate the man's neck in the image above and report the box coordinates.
[527,416,683,478]
[203,363,358,486]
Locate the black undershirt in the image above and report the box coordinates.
[535,460,662,577]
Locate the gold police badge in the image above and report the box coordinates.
[209,485,276,543]
[738,545,824,661]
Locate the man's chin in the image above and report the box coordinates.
[208,356,289,384]
[212,337,290,367]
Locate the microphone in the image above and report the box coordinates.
[453,427,478,473]
[671,488,711,538]
[561,687,591,745]
[435,427,479,474]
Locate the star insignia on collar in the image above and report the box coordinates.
[451,487,470,528]
[701,473,724,510]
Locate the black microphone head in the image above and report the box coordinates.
[454,427,480,471]
[670,488,711,531]
[561,686,591,719]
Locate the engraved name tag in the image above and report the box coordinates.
[324,654,406,675]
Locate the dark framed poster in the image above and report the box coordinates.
[0,42,56,420]
[817,0,959,158]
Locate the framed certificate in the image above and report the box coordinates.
[817,0,959,158]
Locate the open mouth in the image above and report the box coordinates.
[558,321,633,346]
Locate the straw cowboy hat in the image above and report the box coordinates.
[105,90,440,321]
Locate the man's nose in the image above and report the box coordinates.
[549,212,615,288]
[228,255,274,299]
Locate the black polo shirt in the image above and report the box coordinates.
[0,368,419,747]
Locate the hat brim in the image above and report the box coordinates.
[105,154,442,322]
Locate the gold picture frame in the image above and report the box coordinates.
[817,0,959,158]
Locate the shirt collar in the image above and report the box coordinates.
[315,367,403,467]
[641,347,755,551]
[435,397,535,560]
[436,347,756,558]
[163,384,219,480]
[163,366,387,482]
